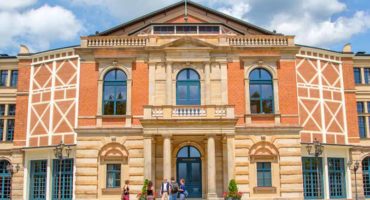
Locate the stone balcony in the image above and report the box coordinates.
[143,105,235,120]
[80,35,295,48]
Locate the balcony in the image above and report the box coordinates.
[143,105,235,120]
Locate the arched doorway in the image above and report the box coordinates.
[176,146,202,198]
[0,160,11,199]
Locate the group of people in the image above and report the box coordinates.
[121,178,187,200]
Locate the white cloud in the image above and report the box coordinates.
[0,0,37,10]
[0,3,82,53]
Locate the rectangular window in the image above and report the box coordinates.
[8,105,15,116]
[363,158,370,197]
[0,120,3,141]
[0,71,7,87]
[357,102,364,113]
[153,26,175,34]
[302,157,323,199]
[328,158,346,198]
[52,159,74,200]
[176,26,197,34]
[30,160,47,200]
[106,164,121,188]
[365,68,370,84]
[10,70,18,87]
[257,162,272,187]
[354,68,362,84]
[359,116,367,138]
[6,119,14,141]
[0,105,4,116]
[199,26,220,34]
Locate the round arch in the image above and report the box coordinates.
[99,142,129,163]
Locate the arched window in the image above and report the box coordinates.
[176,69,201,105]
[103,69,127,115]
[363,157,370,197]
[0,160,11,199]
[249,68,274,114]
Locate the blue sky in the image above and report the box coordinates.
[0,0,369,55]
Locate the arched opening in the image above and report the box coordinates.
[0,160,11,199]
[176,146,202,198]
[249,68,274,114]
[176,69,201,105]
[103,69,127,115]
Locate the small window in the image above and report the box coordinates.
[10,70,18,87]
[0,105,5,116]
[0,71,7,86]
[153,26,175,34]
[6,119,14,141]
[107,164,121,188]
[354,68,362,84]
[257,162,272,187]
[8,105,15,116]
[199,26,220,34]
[357,102,364,113]
[359,116,367,138]
[176,26,197,34]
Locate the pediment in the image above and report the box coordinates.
[97,1,275,36]
[160,37,216,49]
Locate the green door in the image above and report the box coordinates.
[176,146,202,198]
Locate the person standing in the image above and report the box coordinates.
[147,180,154,200]
[169,177,179,200]
[122,180,130,200]
[178,179,186,200]
[160,178,170,200]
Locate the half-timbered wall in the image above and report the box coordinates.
[26,49,80,147]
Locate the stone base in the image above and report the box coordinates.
[207,193,219,200]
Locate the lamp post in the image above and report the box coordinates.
[54,141,72,200]
[348,160,360,200]
[306,138,324,198]
[6,163,20,200]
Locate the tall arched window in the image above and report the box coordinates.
[103,69,127,115]
[0,160,11,199]
[176,69,200,105]
[363,157,370,197]
[249,68,274,114]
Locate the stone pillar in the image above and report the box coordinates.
[166,63,172,105]
[144,136,153,180]
[226,136,235,181]
[163,135,172,180]
[207,135,217,199]
[205,63,211,104]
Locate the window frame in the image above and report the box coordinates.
[176,68,201,105]
[256,162,272,187]
[302,157,324,199]
[0,71,8,87]
[10,70,18,87]
[354,67,362,84]
[363,157,370,197]
[106,164,121,189]
[0,160,11,199]
[29,160,47,200]
[102,69,127,115]
[249,68,274,114]
[52,159,74,200]
[328,158,346,199]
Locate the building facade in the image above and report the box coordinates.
[1,1,370,199]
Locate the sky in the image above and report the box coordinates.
[0,0,369,55]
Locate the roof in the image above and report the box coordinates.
[98,0,275,36]
[0,54,17,59]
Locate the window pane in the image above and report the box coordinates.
[363,158,370,197]
[357,102,364,113]
[257,162,272,187]
[8,104,15,116]
[103,101,114,115]
[249,69,260,80]
[177,85,187,99]
[188,69,199,80]
[52,159,74,200]
[260,69,272,80]
[176,26,197,34]
[10,70,18,87]
[328,158,346,198]
[354,68,362,84]
[0,71,7,86]
[115,70,127,81]
[262,100,273,113]
[116,86,126,100]
[250,85,260,98]
[30,160,47,200]
[0,105,5,116]
[153,26,175,34]
[250,100,260,114]
[199,26,219,34]
[103,86,115,101]
[107,164,121,188]
[104,70,116,81]
[189,85,200,100]
[0,120,3,141]
[365,68,370,84]
[302,157,323,199]
[189,147,200,157]
[177,147,188,157]
[116,101,127,115]
[261,84,273,99]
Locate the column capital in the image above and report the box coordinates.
[162,133,172,139]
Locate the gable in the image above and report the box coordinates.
[98,1,274,36]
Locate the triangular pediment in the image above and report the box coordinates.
[160,37,216,49]
[97,1,275,37]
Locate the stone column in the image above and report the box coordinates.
[226,136,235,181]
[205,63,211,104]
[166,62,172,105]
[163,135,172,180]
[144,136,153,180]
[207,135,217,199]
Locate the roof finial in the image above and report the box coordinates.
[184,0,188,22]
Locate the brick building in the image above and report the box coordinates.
[1,1,370,200]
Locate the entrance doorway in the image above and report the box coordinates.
[176,146,202,198]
